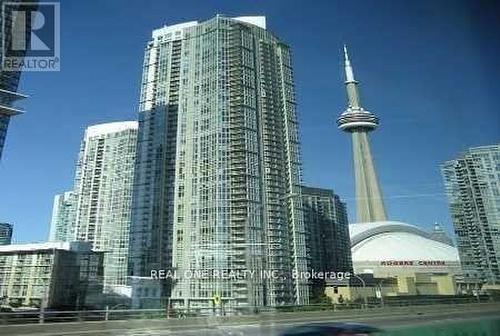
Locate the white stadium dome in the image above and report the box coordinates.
[349,221,461,276]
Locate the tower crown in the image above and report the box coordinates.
[337,46,379,132]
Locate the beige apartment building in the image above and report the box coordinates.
[0,241,103,309]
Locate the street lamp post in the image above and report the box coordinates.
[352,274,368,309]
[475,282,481,303]
[377,279,385,308]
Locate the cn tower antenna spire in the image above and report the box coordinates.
[343,45,356,83]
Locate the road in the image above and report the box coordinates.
[1,302,499,336]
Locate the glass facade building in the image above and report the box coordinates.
[301,186,352,275]
[49,191,76,242]
[441,145,500,285]
[301,186,352,301]
[130,15,308,309]
[71,122,138,292]
[0,0,34,161]
[0,222,13,245]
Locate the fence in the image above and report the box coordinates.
[0,296,495,325]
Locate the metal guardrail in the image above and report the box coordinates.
[0,296,494,325]
[273,295,491,312]
[0,308,167,325]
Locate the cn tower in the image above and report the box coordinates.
[337,46,387,223]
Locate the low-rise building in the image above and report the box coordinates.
[326,272,457,304]
[0,241,103,309]
[111,276,162,309]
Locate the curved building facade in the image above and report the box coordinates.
[350,221,461,277]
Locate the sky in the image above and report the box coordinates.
[0,0,499,243]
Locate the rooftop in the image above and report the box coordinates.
[85,121,138,138]
[0,241,93,253]
[152,15,266,39]
[350,221,459,262]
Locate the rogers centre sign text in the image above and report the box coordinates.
[380,260,446,266]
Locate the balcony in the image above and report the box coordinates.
[0,88,27,116]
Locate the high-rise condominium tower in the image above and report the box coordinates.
[0,223,13,245]
[0,1,36,161]
[337,47,387,223]
[441,145,500,285]
[49,191,76,241]
[301,186,352,275]
[72,122,138,291]
[301,186,352,301]
[130,15,308,309]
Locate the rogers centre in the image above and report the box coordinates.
[350,221,461,277]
